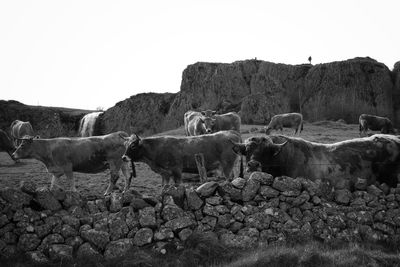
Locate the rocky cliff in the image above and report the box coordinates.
[0,100,91,138]
[392,61,400,126]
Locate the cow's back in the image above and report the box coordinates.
[215,112,241,132]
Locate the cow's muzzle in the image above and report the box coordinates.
[122,154,130,162]
[246,160,262,173]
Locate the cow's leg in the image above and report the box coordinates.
[50,172,63,191]
[64,171,77,192]
[120,161,132,193]
[104,162,119,195]
[172,169,182,185]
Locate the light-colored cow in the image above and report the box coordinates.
[10,120,34,146]
[265,113,303,135]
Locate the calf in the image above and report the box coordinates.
[12,131,132,195]
[265,113,303,135]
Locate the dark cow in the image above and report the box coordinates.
[184,111,207,136]
[122,130,243,186]
[232,134,400,188]
[359,114,395,136]
[10,120,34,146]
[200,111,241,134]
[0,129,16,161]
[265,113,303,135]
[12,131,132,195]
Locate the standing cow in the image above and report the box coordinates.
[12,131,132,195]
[0,129,16,161]
[122,130,243,186]
[10,120,34,146]
[232,134,400,188]
[265,113,303,135]
[201,111,241,134]
[359,114,395,137]
[184,111,208,136]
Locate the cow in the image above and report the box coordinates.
[200,111,241,134]
[232,134,400,188]
[12,131,133,195]
[265,113,303,135]
[0,129,16,161]
[359,114,395,137]
[78,112,103,137]
[184,111,207,136]
[10,120,34,146]
[121,130,243,186]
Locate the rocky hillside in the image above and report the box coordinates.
[0,100,91,138]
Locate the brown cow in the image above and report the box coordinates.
[359,114,395,137]
[12,131,132,195]
[265,113,303,135]
[200,111,241,134]
[232,134,400,188]
[122,130,243,186]
[10,120,34,146]
[184,111,207,136]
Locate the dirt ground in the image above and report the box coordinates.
[0,121,363,198]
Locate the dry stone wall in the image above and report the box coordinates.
[1,172,400,264]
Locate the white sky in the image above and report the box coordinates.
[1,0,399,110]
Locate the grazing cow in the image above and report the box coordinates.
[122,130,243,186]
[10,120,34,146]
[201,111,241,134]
[265,113,303,135]
[359,114,395,136]
[232,134,400,188]
[0,129,16,161]
[184,111,207,136]
[12,131,133,195]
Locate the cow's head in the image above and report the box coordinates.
[122,133,142,162]
[200,116,217,134]
[264,126,272,135]
[201,110,217,117]
[12,135,39,159]
[232,136,288,173]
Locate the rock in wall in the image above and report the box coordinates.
[101,93,176,136]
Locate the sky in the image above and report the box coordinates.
[1,0,399,110]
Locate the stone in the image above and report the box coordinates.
[109,193,123,213]
[206,196,223,205]
[231,177,246,189]
[272,176,301,193]
[86,201,99,214]
[95,199,107,212]
[76,242,103,260]
[260,186,280,199]
[178,228,193,241]
[202,216,217,229]
[354,178,368,191]
[17,233,41,251]
[154,227,174,241]
[104,238,134,260]
[292,191,310,206]
[19,180,37,195]
[242,177,261,201]
[63,191,83,208]
[203,204,219,217]
[37,234,64,252]
[130,197,151,210]
[0,188,32,208]
[35,188,62,211]
[94,218,108,232]
[133,228,153,246]
[238,227,259,238]
[164,216,196,232]
[162,185,186,208]
[217,214,234,228]
[229,221,244,233]
[250,172,274,185]
[65,236,83,250]
[109,216,129,241]
[196,182,219,197]
[35,224,53,239]
[244,212,271,231]
[139,207,157,228]
[335,189,352,204]
[62,215,80,229]
[367,185,384,197]
[48,244,73,261]
[0,215,9,228]
[126,209,139,230]
[185,189,203,210]
[60,224,78,239]
[217,181,242,201]
[298,178,320,196]
[215,205,230,214]
[81,229,110,250]
[161,204,184,221]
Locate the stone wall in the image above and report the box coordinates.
[0,173,399,263]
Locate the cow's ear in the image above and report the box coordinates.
[232,143,246,155]
[134,133,141,141]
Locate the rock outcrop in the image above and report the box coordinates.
[392,61,400,127]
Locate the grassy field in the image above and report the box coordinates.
[0,121,362,198]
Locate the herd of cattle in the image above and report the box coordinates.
[0,112,399,195]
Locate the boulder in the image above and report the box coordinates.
[242,177,261,201]
[81,229,110,250]
[272,176,301,194]
[109,216,129,241]
[185,189,203,210]
[164,216,196,232]
[34,188,62,211]
[139,207,157,228]
[249,172,274,185]
[48,244,73,261]
[0,188,32,208]
[217,181,242,201]
[133,228,153,246]
[196,182,219,197]
[104,238,134,260]
[154,227,174,241]
[231,177,246,189]
[109,193,123,213]
[17,234,41,251]
[76,242,103,260]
